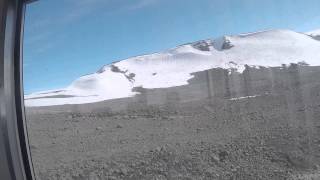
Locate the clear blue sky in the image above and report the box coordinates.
[23,0,320,94]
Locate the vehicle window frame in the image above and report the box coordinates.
[0,0,36,179]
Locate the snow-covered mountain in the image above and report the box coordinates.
[25,29,320,107]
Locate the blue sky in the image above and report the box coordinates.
[23,0,320,94]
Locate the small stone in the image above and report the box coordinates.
[30,144,38,150]
[116,124,123,128]
[156,146,162,152]
[218,151,228,162]
[212,155,220,162]
[120,168,128,175]
[96,126,103,130]
[196,128,203,133]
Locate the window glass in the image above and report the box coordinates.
[24,0,320,179]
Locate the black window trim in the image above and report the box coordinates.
[1,0,36,179]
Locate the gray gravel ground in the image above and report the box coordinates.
[26,65,320,180]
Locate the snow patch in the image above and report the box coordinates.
[229,95,262,101]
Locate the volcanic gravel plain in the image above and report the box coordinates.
[26,65,320,180]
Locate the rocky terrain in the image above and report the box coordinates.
[26,64,320,180]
